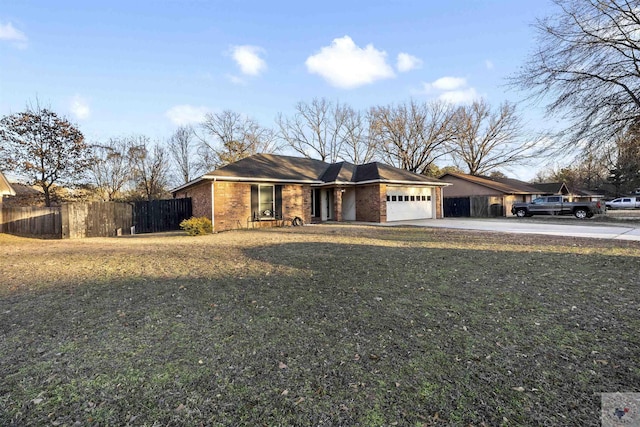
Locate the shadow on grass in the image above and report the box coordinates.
[1,238,638,426]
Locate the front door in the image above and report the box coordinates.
[311,189,321,219]
[325,189,334,220]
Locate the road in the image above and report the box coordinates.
[384,218,640,241]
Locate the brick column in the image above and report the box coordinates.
[334,188,343,222]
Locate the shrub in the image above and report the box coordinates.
[180,216,213,236]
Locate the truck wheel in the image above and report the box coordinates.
[515,208,528,218]
[574,208,588,219]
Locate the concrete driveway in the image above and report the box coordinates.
[384,218,640,241]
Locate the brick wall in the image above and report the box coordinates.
[213,181,251,232]
[175,181,311,232]
[281,184,311,224]
[175,181,212,220]
[355,184,385,222]
[435,187,443,219]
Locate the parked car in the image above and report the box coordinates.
[511,196,604,219]
[605,197,640,210]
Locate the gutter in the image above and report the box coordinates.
[211,178,216,232]
[202,175,322,184]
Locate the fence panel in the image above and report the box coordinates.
[443,197,471,217]
[86,202,133,237]
[133,198,192,234]
[2,199,192,238]
[0,206,62,238]
[470,196,489,217]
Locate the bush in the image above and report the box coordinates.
[180,216,213,236]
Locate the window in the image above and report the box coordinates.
[427,195,431,201]
[404,195,409,201]
[391,195,397,201]
[252,184,281,220]
[259,185,274,218]
[421,195,426,201]
[410,195,415,201]
[386,195,390,201]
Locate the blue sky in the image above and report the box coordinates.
[1,0,560,180]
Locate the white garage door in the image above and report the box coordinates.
[386,187,433,221]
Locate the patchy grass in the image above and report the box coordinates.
[1,226,639,426]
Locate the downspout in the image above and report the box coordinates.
[211,178,216,232]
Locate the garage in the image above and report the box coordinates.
[386,186,433,221]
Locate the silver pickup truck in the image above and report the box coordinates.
[511,196,605,219]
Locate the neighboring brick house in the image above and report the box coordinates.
[439,172,543,217]
[171,154,450,232]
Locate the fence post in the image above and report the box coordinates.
[61,204,70,239]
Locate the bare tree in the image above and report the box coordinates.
[198,110,278,169]
[338,106,377,164]
[89,137,131,201]
[0,104,91,206]
[449,99,540,176]
[277,98,347,163]
[168,125,200,184]
[369,99,456,175]
[604,123,640,195]
[128,136,171,201]
[512,0,640,149]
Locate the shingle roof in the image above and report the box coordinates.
[173,154,449,192]
[530,182,569,195]
[440,172,541,194]
[375,163,445,184]
[320,161,357,183]
[205,154,328,182]
[10,183,43,195]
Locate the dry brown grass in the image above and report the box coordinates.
[1,226,639,426]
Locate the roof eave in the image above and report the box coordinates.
[359,179,451,186]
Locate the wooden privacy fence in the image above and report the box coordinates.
[0,206,62,238]
[132,198,192,234]
[61,202,133,239]
[444,196,505,218]
[1,199,192,239]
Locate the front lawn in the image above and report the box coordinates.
[1,226,638,426]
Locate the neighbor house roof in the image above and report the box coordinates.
[439,172,541,195]
[530,182,570,195]
[172,154,449,193]
[10,182,44,195]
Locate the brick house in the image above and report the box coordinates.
[171,154,450,232]
[439,172,542,217]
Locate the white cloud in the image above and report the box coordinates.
[485,59,494,70]
[438,87,479,104]
[0,22,28,48]
[305,35,395,89]
[70,96,90,120]
[165,104,210,125]
[230,45,267,76]
[396,52,422,72]
[430,76,467,91]
[422,76,479,105]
